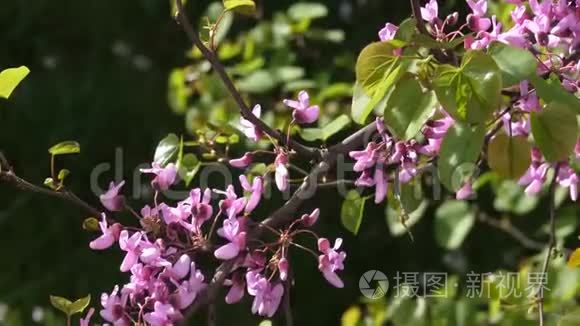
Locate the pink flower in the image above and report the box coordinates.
[283,90,319,124]
[349,142,379,172]
[80,308,94,326]
[239,175,263,213]
[186,188,214,230]
[229,152,253,168]
[466,0,488,17]
[100,285,129,325]
[240,104,263,141]
[246,271,284,317]
[456,181,474,200]
[166,254,191,280]
[467,14,491,32]
[278,258,289,281]
[519,148,550,195]
[89,214,122,250]
[275,151,289,192]
[159,202,191,225]
[557,164,578,201]
[300,208,320,227]
[374,163,388,204]
[140,162,177,191]
[100,180,126,211]
[317,238,346,288]
[143,302,181,325]
[119,230,142,272]
[225,272,245,304]
[171,262,206,309]
[420,0,439,23]
[219,185,247,219]
[140,239,171,268]
[214,217,246,260]
[355,170,375,187]
[379,23,398,41]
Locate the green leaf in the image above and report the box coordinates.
[394,18,416,42]
[351,82,372,124]
[317,83,352,102]
[68,295,91,315]
[305,29,345,43]
[438,123,486,191]
[237,70,277,94]
[355,42,399,94]
[386,200,427,237]
[530,75,580,113]
[299,114,350,141]
[384,77,438,140]
[49,296,73,316]
[488,42,537,86]
[0,66,30,99]
[48,141,81,156]
[341,190,367,235]
[287,3,328,21]
[154,134,179,166]
[273,66,304,82]
[493,180,538,215]
[177,153,200,187]
[223,0,255,15]
[487,132,531,179]
[435,200,475,250]
[44,177,57,190]
[530,101,578,162]
[57,169,70,182]
[434,51,502,123]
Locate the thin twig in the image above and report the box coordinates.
[477,213,544,251]
[173,0,319,160]
[537,164,560,326]
[283,274,293,326]
[0,169,101,217]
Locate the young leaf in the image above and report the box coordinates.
[223,0,255,15]
[287,2,328,21]
[299,114,351,141]
[434,51,502,123]
[489,42,537,87]
[435,201,475,250]
[530,101,578,162]
[567,249,580,268]
[0,66,30,99]
[438,123,486,191]
[487,132,531,179]
[48,141,81,156]
[82,217,100,232]
[341,190,367,235]
[154,134,179,166]
[58,169,70,182]
[384,77,437,140]
[49,295,72,316]
[69,295,91,315]
[177,153,200,187]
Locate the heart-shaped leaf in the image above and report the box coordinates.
[531,101,578,162]
[48,141,81,156]
[0,66,30,99]
[487,131,531,179]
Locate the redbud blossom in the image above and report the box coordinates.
[283,90,319,124]
[89,214,122,250]
[317,238,346,288]
[100,180,126,211]
[240,104,263,141]
[229,152,253,168]
[140,162,177,191]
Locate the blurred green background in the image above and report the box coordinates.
[1,0,579,325]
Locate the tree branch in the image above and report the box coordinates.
[173,0,319,160]
[477,213,544,251]
[537,164,560,326]
[0,168,102,217]
[410,0,429,35]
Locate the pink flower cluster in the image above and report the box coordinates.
[86,157,345,324]
[349,114,455,203]
[376,0,579,201]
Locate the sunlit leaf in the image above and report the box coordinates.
[434,51,502,123]
[0,66,30,99]
[48,141,81,156]
[384,77,437,140]
[300,114,350,141]
[177,153,200,187]
[530,75,580,113]
[567,249,580,268]
[531,101,578,162]
[154,134,179,166]
[341,190,367,235]
[237,70,277,93]
[435,200,475,250]
[49,296,72,316]
[223,0,255,15]
[489,42,537,87]
[68,295,91,315]
[493,180,538,215]
[355,42,399,94]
